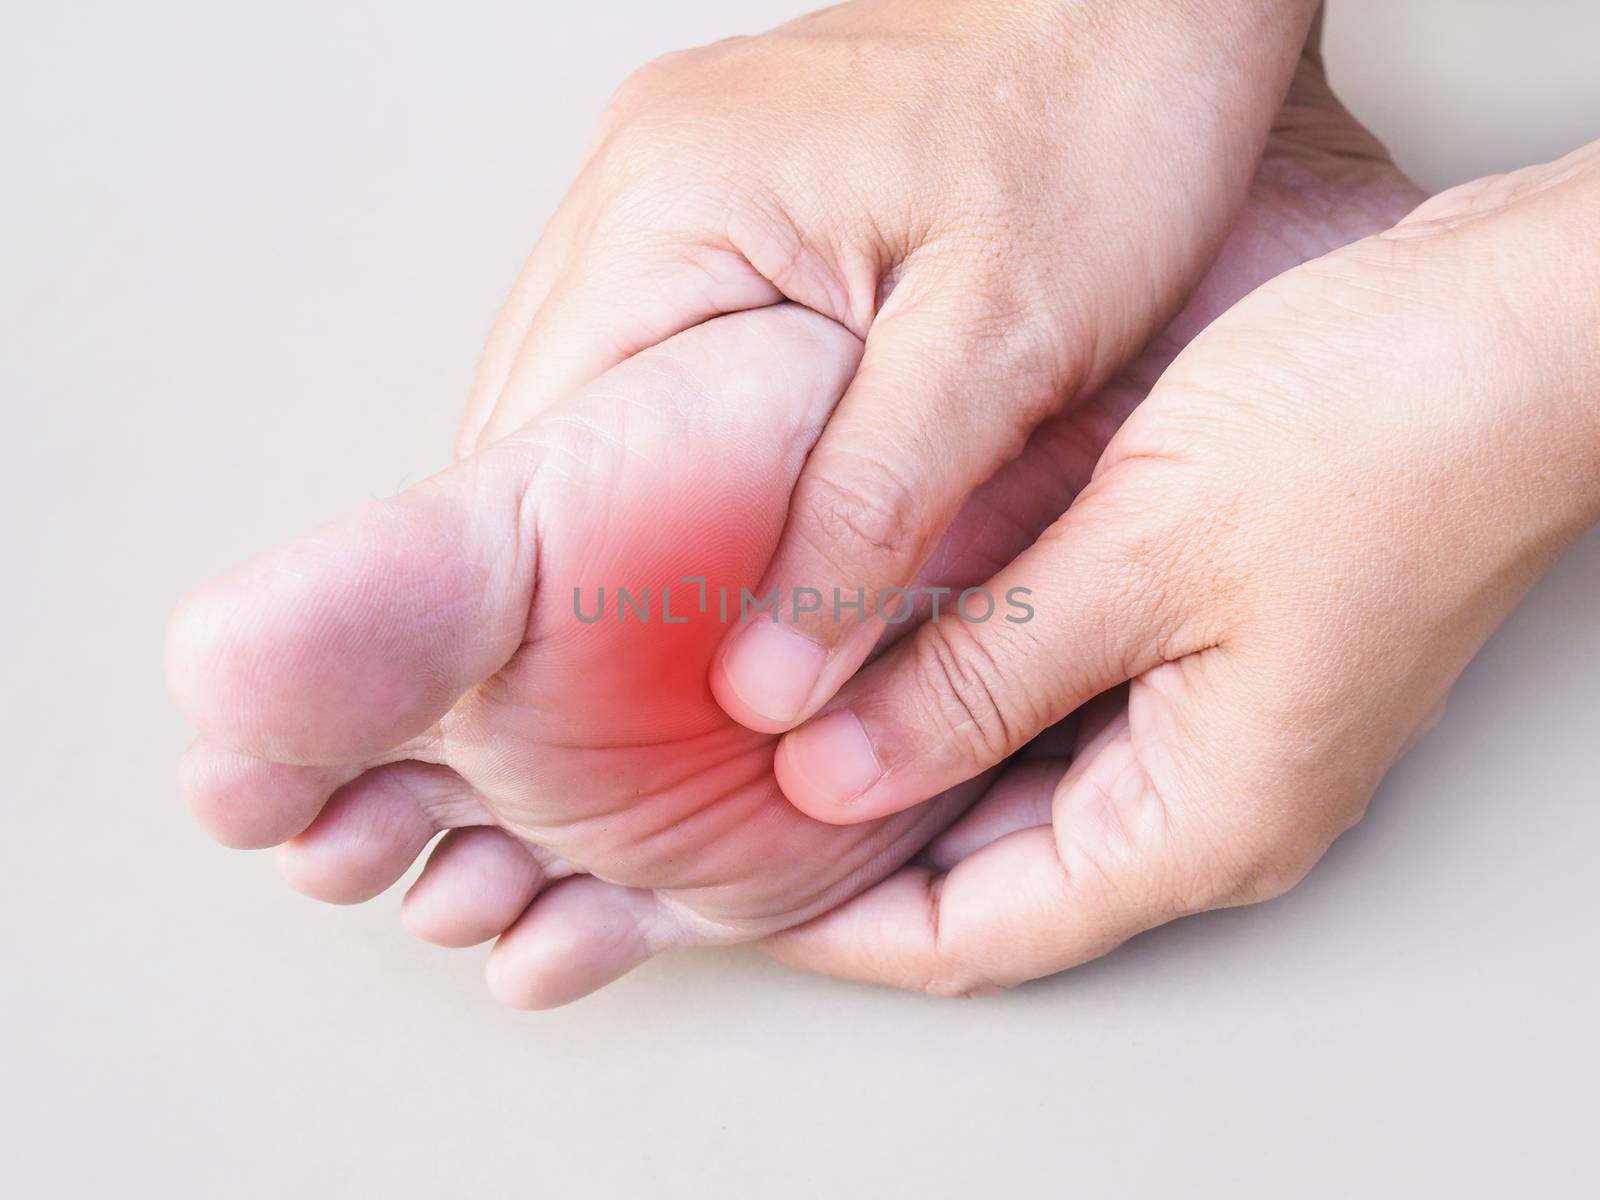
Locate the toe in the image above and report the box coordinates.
[164,445,544,765]
[179,742,359,850]
[277,763,486,904]
[402,827,551,948]
[485,878,694,1010]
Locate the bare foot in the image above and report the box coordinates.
[168,305,1002,1007]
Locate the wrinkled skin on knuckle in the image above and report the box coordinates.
[906,255,1090,411]
[1047,740,1201,938]
[902,620,1041,772]
[791,449,926,570]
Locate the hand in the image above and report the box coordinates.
[452,0,1321,730]
[764,141,1600,995]
[165,49,1407,1009]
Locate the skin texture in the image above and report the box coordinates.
[452,0,1323,735]
[167,56,1434,1007]
[767,140,1600,996]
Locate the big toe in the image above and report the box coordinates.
[179,741,360,849]
[165,447,542,765]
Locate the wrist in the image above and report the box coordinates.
[1393,146,1600,536]
[1026,0,1324,58]
[1500,159,1600,527]
[962,0,1320,69]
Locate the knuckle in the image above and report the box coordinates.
[794,451,924,569]
[596,44,751,164]
[591,65,700,179]
[907,268,1085,410]
[1184,813,1327,912]
[956,306,1072,406]
[1219,779,1377,908]
[1228,848,1315,908]
[909,623,1029,768]
[603,51,686,121]
[588,119,667,189]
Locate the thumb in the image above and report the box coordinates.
[763,694,1331,995]
[771,459,1217,824]
[712,281,1078,735]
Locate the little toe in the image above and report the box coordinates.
[277,762,487,905]
[485,878,696,1010]
[402,827,554,948]
[179,742,360,850]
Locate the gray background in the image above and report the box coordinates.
[4,1,1597,1195]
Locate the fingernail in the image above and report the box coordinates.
[781,709,883,808]
[722,620,827,725]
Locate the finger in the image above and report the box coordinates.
[761,713,1214,994]
[1072,685,1131,753]
[454,197,587,459]
[922,759,1065,871]
[709,287,1077,734]
[454,117,683,457]
[772,467,1216,824]
[905,700,1112,871]
[467,235,781,451]
[767,638,1365,996]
